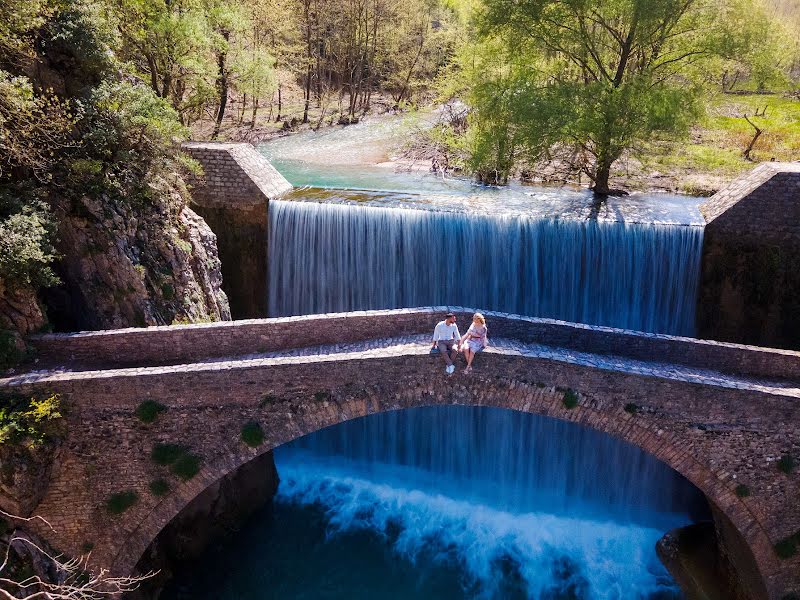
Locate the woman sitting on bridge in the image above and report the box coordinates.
[460,313,488,374]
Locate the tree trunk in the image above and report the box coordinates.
[592,161,612,195]
[211,30,230,141]
[251,97,259,129]
[276,86,282,122]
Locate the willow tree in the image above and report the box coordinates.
[470,0,762,193]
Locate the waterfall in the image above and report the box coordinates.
[267,198,704,335]
[273,406,703,599]
[278,406,704,526]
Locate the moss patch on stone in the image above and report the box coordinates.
[170,453,201,481]
[151,443,186,465]
[562,389,578,409]
[734,484,750,498]
[775,530,800,560]
[149,478,170,496]
[135,400,167,424]
[241,421,265,448]
[624,403,639,414]
[107,490,138,515]
[777,454,795,474]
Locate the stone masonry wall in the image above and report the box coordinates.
[2,309,799,598]
[698,162,800,349]
[181,142,292,319]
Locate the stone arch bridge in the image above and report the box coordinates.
[1,308,798,599]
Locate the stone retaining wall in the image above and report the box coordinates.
[699,162,800,349]
[181,142,291,319]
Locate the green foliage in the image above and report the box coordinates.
[135,400,167,423]
[777,454,795,474]
[0,330,25,370]
[450,0,776,191]
[734,484,750,498]
[562,389,578,409]
[240,420,264,447]
[0,392,62,446]
[170,453,201,481]
[81,541,94,553]
[623,403,638,415]
[107,490,138,514]
[314,391,330,402]
[0,192,59,289]
[149,478,170,496]
[151,443,186,465]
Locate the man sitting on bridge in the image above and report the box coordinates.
[431,312,461,375]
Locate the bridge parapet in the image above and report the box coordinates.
[27,307,800,381]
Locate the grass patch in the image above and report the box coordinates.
[135,400,167,424]
[777,454,795,474]
[151,443,186,465]
[734,484,750,498]
[623,403,638,414]
[149,479,170,496]
[241,421,265,448]
[562,389,578,409]
[107,490,138,515]
[171,453,201,481]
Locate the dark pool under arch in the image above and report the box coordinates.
[163,406,707,600]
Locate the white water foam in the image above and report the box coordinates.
[277,463,680,600]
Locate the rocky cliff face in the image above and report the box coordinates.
[44,180,230,331]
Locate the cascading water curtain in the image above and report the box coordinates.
[267,199,704,335]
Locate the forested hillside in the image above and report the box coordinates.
[2,0,799,366]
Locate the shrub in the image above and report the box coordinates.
[151,443,185,465]
[107,490,138,515]
[149,479,170,496]
[314,391,330,402]
[0,392,62,446]
[624,403,638,414]
[562,389,578,409]
[734,484,750,498]
[777,454,795,474]
[81,541,94,553]
[135,400,166,423]
[241,421,265,448]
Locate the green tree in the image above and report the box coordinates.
[469,0,765,193]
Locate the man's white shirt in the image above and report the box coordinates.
[432,320,461,342]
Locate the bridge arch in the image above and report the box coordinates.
[114,377,774,598]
